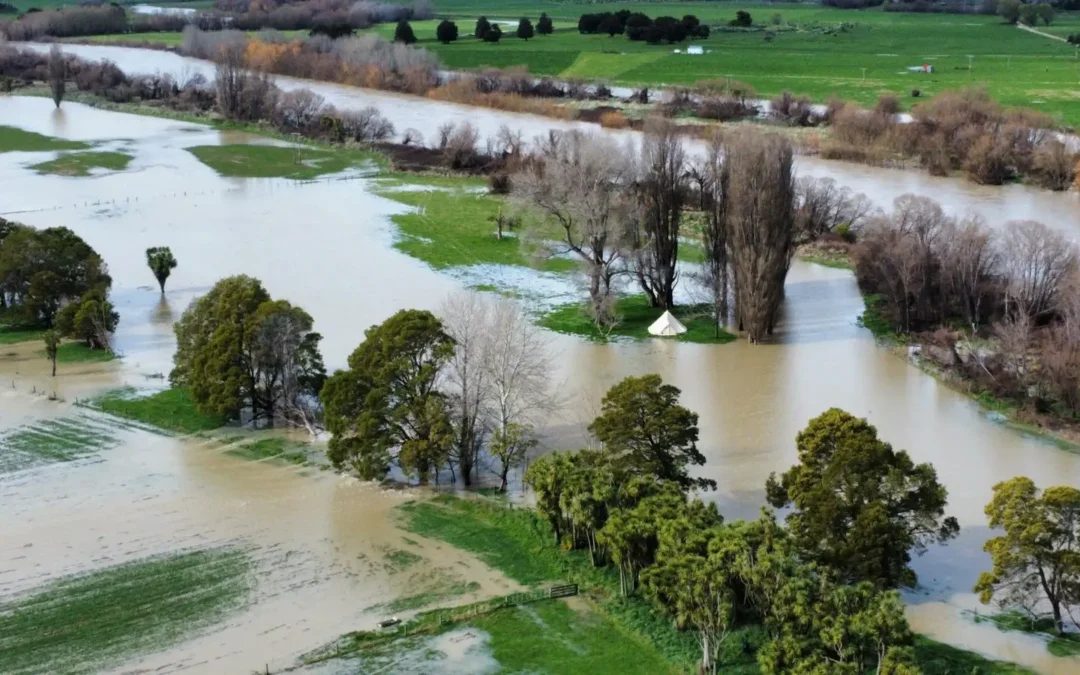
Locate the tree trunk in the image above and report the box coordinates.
[51,358,56,377]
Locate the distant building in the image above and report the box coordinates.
[687,45,704,55]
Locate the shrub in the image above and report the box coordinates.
[598,110,629,128]
[1031,140,1076,191]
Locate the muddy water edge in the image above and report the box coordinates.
[1,54,1079,674]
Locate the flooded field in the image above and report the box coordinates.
[2,88,1080,673]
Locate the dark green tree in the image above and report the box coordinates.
[436,19,458,44]
[998,0,1021,23]
[517,17,534,40]
[55,289,118,350]
[43,329,59,377]
[475,15,491,39]
[483,23,502,43]
[394,19,417,44]
[766,408,959,588]
[145,246,177,294]
[588,374,715,490]
[536,12,553,35]
[974,477,1080,636]
[598,14,624,37]
[321,309,455,484]
[731,10,752,27]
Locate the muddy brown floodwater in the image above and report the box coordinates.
[2,71,1080,675]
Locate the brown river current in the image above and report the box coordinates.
[2,45,1080,673]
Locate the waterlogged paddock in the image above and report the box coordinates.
[2,97,1080,672]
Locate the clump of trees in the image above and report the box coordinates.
[0,219,116,352]
[322,292,557,487]
[171,275,326,429]
[526,402,946,674]
[578,11,710,43]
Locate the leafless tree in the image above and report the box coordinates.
[794,176,873,241]
[724,132,796,342]
[48,44,65,108]
[994,314,1034,391]
[1038,325,1080,413]
[940,216,1000,331]
[273,88,326,131]
[339,105,395,143]
[215,42,277,121]
[1031,139,1076,191]
[697,131,729,333]
[440,291,491,486]
[1001,220,1078,322]
[512,130,633,328]
[632,118,687,309]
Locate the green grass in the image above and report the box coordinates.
[30,151,132,176]
[0,414,119,474]
[373,178,575,273]
[914,636,1037,674]
[0,323,45,345]
[538,295,736,345]
[374,579,482,614]
[0,126,89,153]
[186,143,379,180]
[224,437,308,465]
[972,610,1080,658]
[92,387,225,434]
[383,547,423,571]
[53,342,115,363]
[857,293,903,342]
[0,547,252,675]
[798,252,855,271]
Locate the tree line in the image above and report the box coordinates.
[578,10,711,43]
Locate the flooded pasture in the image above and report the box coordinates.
[2,74,1080,674]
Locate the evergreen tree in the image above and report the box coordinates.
[394,19,417,44]
[517,17,534,40]
[537,12,553,35]
[436,19,458,44]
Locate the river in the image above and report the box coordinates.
[2,44,1080,673]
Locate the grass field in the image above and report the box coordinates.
[54,341,116,362]
[973,611,1080,658]
[92,386,226,434]
[397,493,1038,675]
[0,126,89,153]
[0,547,251,675]
[0,323,45,345]
[0,414,119,474]
[186,143,379,179]
[539,295,736,344]
[30,150,133,176]
[223,436,309,465]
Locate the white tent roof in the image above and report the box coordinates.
[648,310,687,337]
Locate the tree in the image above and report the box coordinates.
[475,15,491,39]
[48,44,65,108]
[436,19,458,44]
[766,408,959,588]
[696,132,729,334]
[731,10,753,27]
[974,477,1080,636]
[489,422,538,492]
[394,19,417,44]
[171,276,323,427]
[537,12,553,35]
[998,0,1021,23]
[633,119,687,309]
[517,17,534,40]
[43,330,59,377]
[322,310,455,484]
[589,374,715,490]
[512,130,633,329]
[483,23,502,43]
[55,290,118,351]
[145,246,177,294]
[1036,2,1055,25]
[724,132,796,342]
[598,14,624,37]
[1019,3,1039,26]
[440,291,490,486]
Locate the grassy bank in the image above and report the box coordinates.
[0,547,252,675]
[55,342,115,363]
[395,493,1037,675]
[92,387,225,434]
[186,143,380,180]
[0,125,89,153]
[972,611,1080,658]
[223,436,308,465]
[30,150,132,176]
[539,295,736,344]
[0,323,45,345]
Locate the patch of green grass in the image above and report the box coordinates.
[383,548,423,571]
[0,547,252,675]
[798,252,854,271]
[0,126,89,153]
[857,293,903,342]
[30,151,132,176]
[0,323,45,345]
[93,387,225,434]
[187,143,379,180]
[374,180,574,273]
[0,414,118,474]
[224,437,308,465]
[538,295,735,345]
[53,342,115,363]
[914,635,1037,675]
[972,610,1080,658]
[375,580,482,614]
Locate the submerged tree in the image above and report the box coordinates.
[43,329,59,377]
[589,374,714,490]
[322,309,455,483]
[697,131,728,333]
[974,477,1080,636]
[632,119,687,309]
[48,44,65,108]
[56,289,118,351]
[766,408,959,588]
[489,422,538,492]
[145,246,177,294]
[724,132,796,342]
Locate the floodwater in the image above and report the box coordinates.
[2,75,1080,674]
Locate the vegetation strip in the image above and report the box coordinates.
[0,547,252,675]
[186,143,380,180]
[91,387,226,434]
[0,413,118,474]
[0,125,89,153]
[30,150,132,176]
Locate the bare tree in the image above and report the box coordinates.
[794,176,873,241]
[215,42,277,121]
[724,132,796,342]
[940,217,999,331]
[48,44,65,108]
[512,130,633,328]
[632,118,687,309]
[697,131,729,334]
[440,291,492,487]
[1001,220,1078,322]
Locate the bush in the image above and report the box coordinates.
[598,110,629,129]
[770,90,817,126]
[730,10,752,27]
[1031,140,1076,191]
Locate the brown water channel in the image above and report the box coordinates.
[2,73,1080,673]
